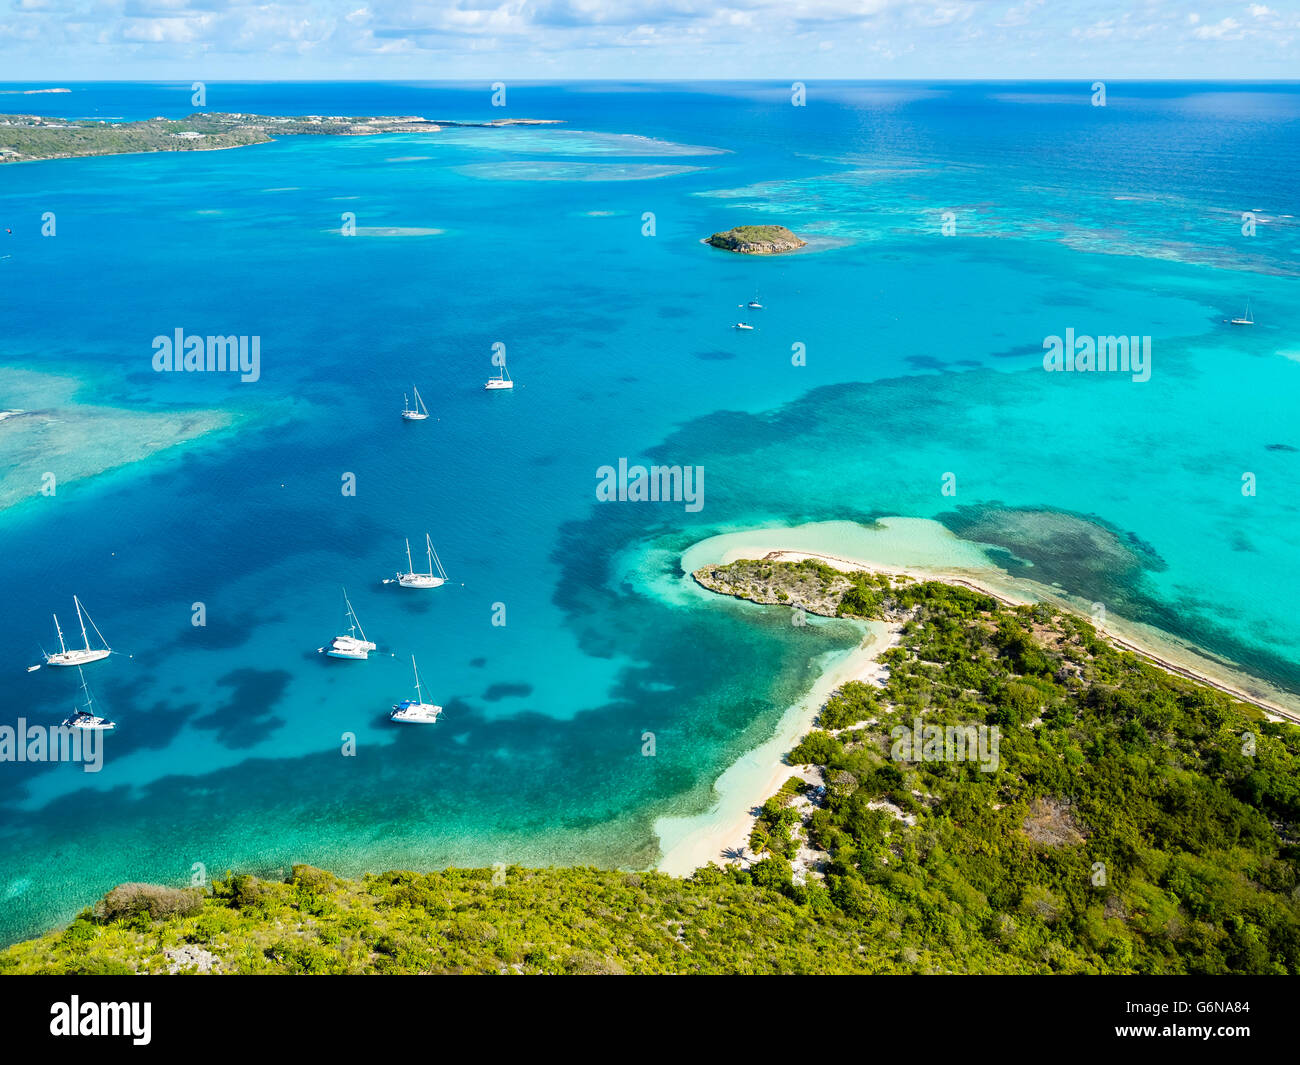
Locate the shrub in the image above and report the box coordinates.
[751,856,794,892]
[98,883,204,923]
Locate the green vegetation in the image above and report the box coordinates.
[3,564,1297,974]
[0,114,271,162]
[750,776,808,859]
[706,224,807,254]
[0,112,551,164]
[1,864,889,975]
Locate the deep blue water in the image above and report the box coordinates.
[0,81,1297,944]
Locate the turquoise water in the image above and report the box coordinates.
[1,82,1298,943]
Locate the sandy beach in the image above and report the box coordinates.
[654,617,897,876]
[655,517,1300,878]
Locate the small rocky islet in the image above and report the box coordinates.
[705,224,807,254]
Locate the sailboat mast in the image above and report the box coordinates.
[75,596,91,652]
[411,655,422,701]
[53,614,67,655]
[406,538,415,574]
[346,590,367,643]
[426,534,434,577]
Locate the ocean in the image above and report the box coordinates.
[0,80,1297,944]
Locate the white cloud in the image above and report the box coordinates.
[998,0,1043,28]
[1192,16,1243,39]
[1,0,1298,78]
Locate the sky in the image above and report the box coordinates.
[0,0,1298,81]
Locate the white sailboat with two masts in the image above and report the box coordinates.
[385,534,448,589]
[401,386,430,420]
[43,596,112,668]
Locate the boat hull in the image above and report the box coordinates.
[484,380,513,390]
[390,700,442,724]
[45,649,111,667]
[323,635,376,659]
[62,715,115,730]
[396,574,445,588]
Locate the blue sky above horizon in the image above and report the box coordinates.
[1,1,1298,81]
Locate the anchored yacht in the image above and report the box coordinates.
[390,656,442,724]
[385,534,448,589]
[485,362,514,390]
[401,386,430,420]
[320,588,377,660]
[62,667,115,730]
[44,597,111,668]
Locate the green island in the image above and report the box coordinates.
[3,560,1296,974]
[0,113,560,164]
[706,224,807,254]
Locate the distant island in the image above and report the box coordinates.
[0,112,561,164]
[706,224,807,254]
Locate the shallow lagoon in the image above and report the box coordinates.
[0,80,1297,944]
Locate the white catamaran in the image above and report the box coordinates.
[401,386,430,420]
[62,666,116,731]
[319,587,377,660]
[386,534,448,589]
[390,655,442,724]
[484,361,514,390]
[44,597,112,668]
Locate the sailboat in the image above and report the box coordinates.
[386,534,448,588]
[1230,302,1254,326]
[745,294,763,309]
[390,655,442,723]
[733,318,754,330]
[319,587,377,660]
[401,386,430,420]
[62,666,115,730]
[484,361,514,390]
[44,597,111,667]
